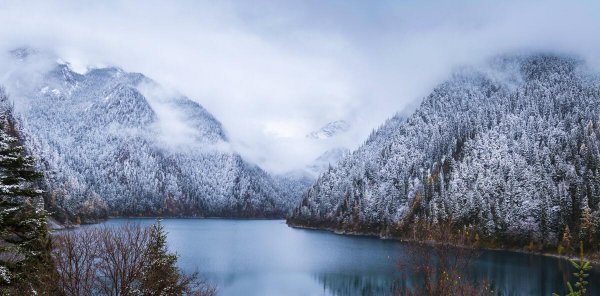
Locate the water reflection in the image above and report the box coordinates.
[314,273,396,296]
[96,219,599,296]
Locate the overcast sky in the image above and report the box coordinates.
[1,0,600,173]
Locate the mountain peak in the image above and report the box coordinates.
[307,147,350,175]
[290,53,600,248]
[2,51,307,220]
[9,47,37,60]
[306,120,350,139]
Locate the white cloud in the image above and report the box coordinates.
[0,0,599,173]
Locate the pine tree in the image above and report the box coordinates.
[139,219,215,296]
[140,219,181,294]
[0,89,58,295]
[553,241,593,296]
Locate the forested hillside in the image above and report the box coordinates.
[4,49,304,222]
[289,54,600,250]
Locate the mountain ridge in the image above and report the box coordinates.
[306,120,350,139]
[289,53,600,250]
[3,49,306,222]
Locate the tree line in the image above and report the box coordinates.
[290,54,600,255]
[0,87,214,295]
[52,222,215,296]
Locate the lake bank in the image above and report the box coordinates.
[55,215,600,266]
[286,220,600,266]
[72,218,600,295]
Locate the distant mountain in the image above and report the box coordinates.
[273,171,315,201]
[289,54,600,249]
[305,120,351,176]
[307,147,349,176]
[4,49,301,222]
[270,148,350,200]
[306,120,350,139]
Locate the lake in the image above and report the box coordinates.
[97,219,599,296]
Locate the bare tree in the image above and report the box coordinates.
[395,222,493,296]
[183,276,217,296]
[395,243,493,296]
[52,222,215,296]
[52,228,100,296]
[95,223,149,296]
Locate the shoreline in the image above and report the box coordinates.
[286,221,600,266]
[49,215,287,229]
[106,216,285,221]
[52,215,600,266]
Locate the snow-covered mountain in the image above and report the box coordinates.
[304,120,352,176]
[306,120,350,139]
[307,147,350,176]
[289,54,600,248]
[3,49,302,222]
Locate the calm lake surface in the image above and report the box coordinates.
[98,219,599,296]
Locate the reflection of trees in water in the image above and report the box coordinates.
[394,244,600,295]
[314,273,396,296]
[313,247,600,296]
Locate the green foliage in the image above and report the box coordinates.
[139,219,215,296]
[553,241,593,296]
[0,89,58,295]
[139,219,182,295]
[558,245,565,256]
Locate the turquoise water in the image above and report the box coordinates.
[98,219,599,296]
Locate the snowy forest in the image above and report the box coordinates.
[4,0,600,294]
[0,88,215,294]
[289,54,600,251]
[3,49,308,223]
[0,88,56,293]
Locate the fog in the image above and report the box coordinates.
[1,0,599,173]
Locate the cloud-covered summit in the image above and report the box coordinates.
[306,120,350,140]
[1,0,600,173]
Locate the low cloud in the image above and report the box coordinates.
[1,0,599,173]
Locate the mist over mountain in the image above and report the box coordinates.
[3,1,600,295]
[306,120,350,140]
[2,49,306,222]
[307,147,350,176]
[289,53,600,248]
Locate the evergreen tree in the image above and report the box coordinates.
[140,219,181,294]
[140,219,215,296]
[553,241,593,296]
[0,88,58,295]
[290,54,600,251]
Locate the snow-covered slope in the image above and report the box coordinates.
[307,148,350,176]
[306,120,350,139]
[4,49,300,221]
[289,54,600,247]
